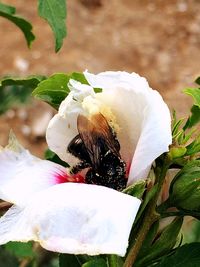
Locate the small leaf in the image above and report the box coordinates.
[0,75,46,87]
[0,3,15,14]
[70,72,102,93]
[71,72,89,85]
[45,148,69,167]
[32,73,70,109]
[123,180,146,199]
[82,258,107,267]
[184,87,200,108]
[134,184,158,224]
[152,243,200,267]
[172,118,184,137]
[0,2,35,47]
[195,77,200,85]
[38,0,67,52]
[184,105,200,130]
[59,254,81,267]
[185,136,200,156]
[181,128,196,145]
[107,255,123,267]
[0,76,45,114]
[94,87,103,93]
[5,241,35,258]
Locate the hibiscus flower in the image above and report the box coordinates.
[0,71,171,256]
[47,71,172,184]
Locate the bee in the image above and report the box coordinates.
[67,113,127,191]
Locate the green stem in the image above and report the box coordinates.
[160,210,200,218]
[123,155,171,267]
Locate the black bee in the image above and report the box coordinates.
[67,113,127,191]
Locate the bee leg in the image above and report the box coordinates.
[70,161,90,174]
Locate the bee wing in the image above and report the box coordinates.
[77,113,120,169]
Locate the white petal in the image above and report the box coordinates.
[84,70,150,92]
[46,80,97,165]
[84,71,172,184]
[0,183,141,256]
[128,90,172,184]
[0,133,74,207]
[46,113,79,165]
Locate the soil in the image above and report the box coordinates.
[0,0,200,157]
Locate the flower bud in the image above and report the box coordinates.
[169,146,187,159]
[169,161,200,211]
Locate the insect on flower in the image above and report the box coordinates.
[0,70,172,256]
[68,113,127,191]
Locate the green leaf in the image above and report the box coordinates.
[123,180,146,199]
[38,0,67,52]
[107,255,123,267]
[184,105,200,129]
[71,72,89,85]
[135,221,159,262]
[185,135,200,156]
[59,254,81,267]
[0,76,45,114]
[135,217,183,267]
[183,219,200,243]
[70,72,102,93]
[172,118,184,137]
[82,258,107,267]
[195,77,200,85]
[0,75,46,87]
[152,243,200,267]
[5,241,35,258]
[0,247,18,267]
[0,3,15,14]
[32,72,103,109]
[184,87,200,108]
[181,128,196,145]
[32,73,70,109]
[134,184,158,224]
[169,160,200,211]
[0,2,35,47]
[45,148,69,167]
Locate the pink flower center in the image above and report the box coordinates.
[55,171,85,184]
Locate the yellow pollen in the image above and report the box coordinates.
[82,95,120,133]
[82,96,100,115]
[100,105,120,134]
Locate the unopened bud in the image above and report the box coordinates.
[169,146,187,159]
[169,161,200,211]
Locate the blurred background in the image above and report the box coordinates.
[0,1,200,266]
[0,0,200,156]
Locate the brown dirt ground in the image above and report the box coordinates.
[0,0,200,157]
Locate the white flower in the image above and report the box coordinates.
[0,133,141,256]
[47,71,172,185]
[0,70,172,256]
